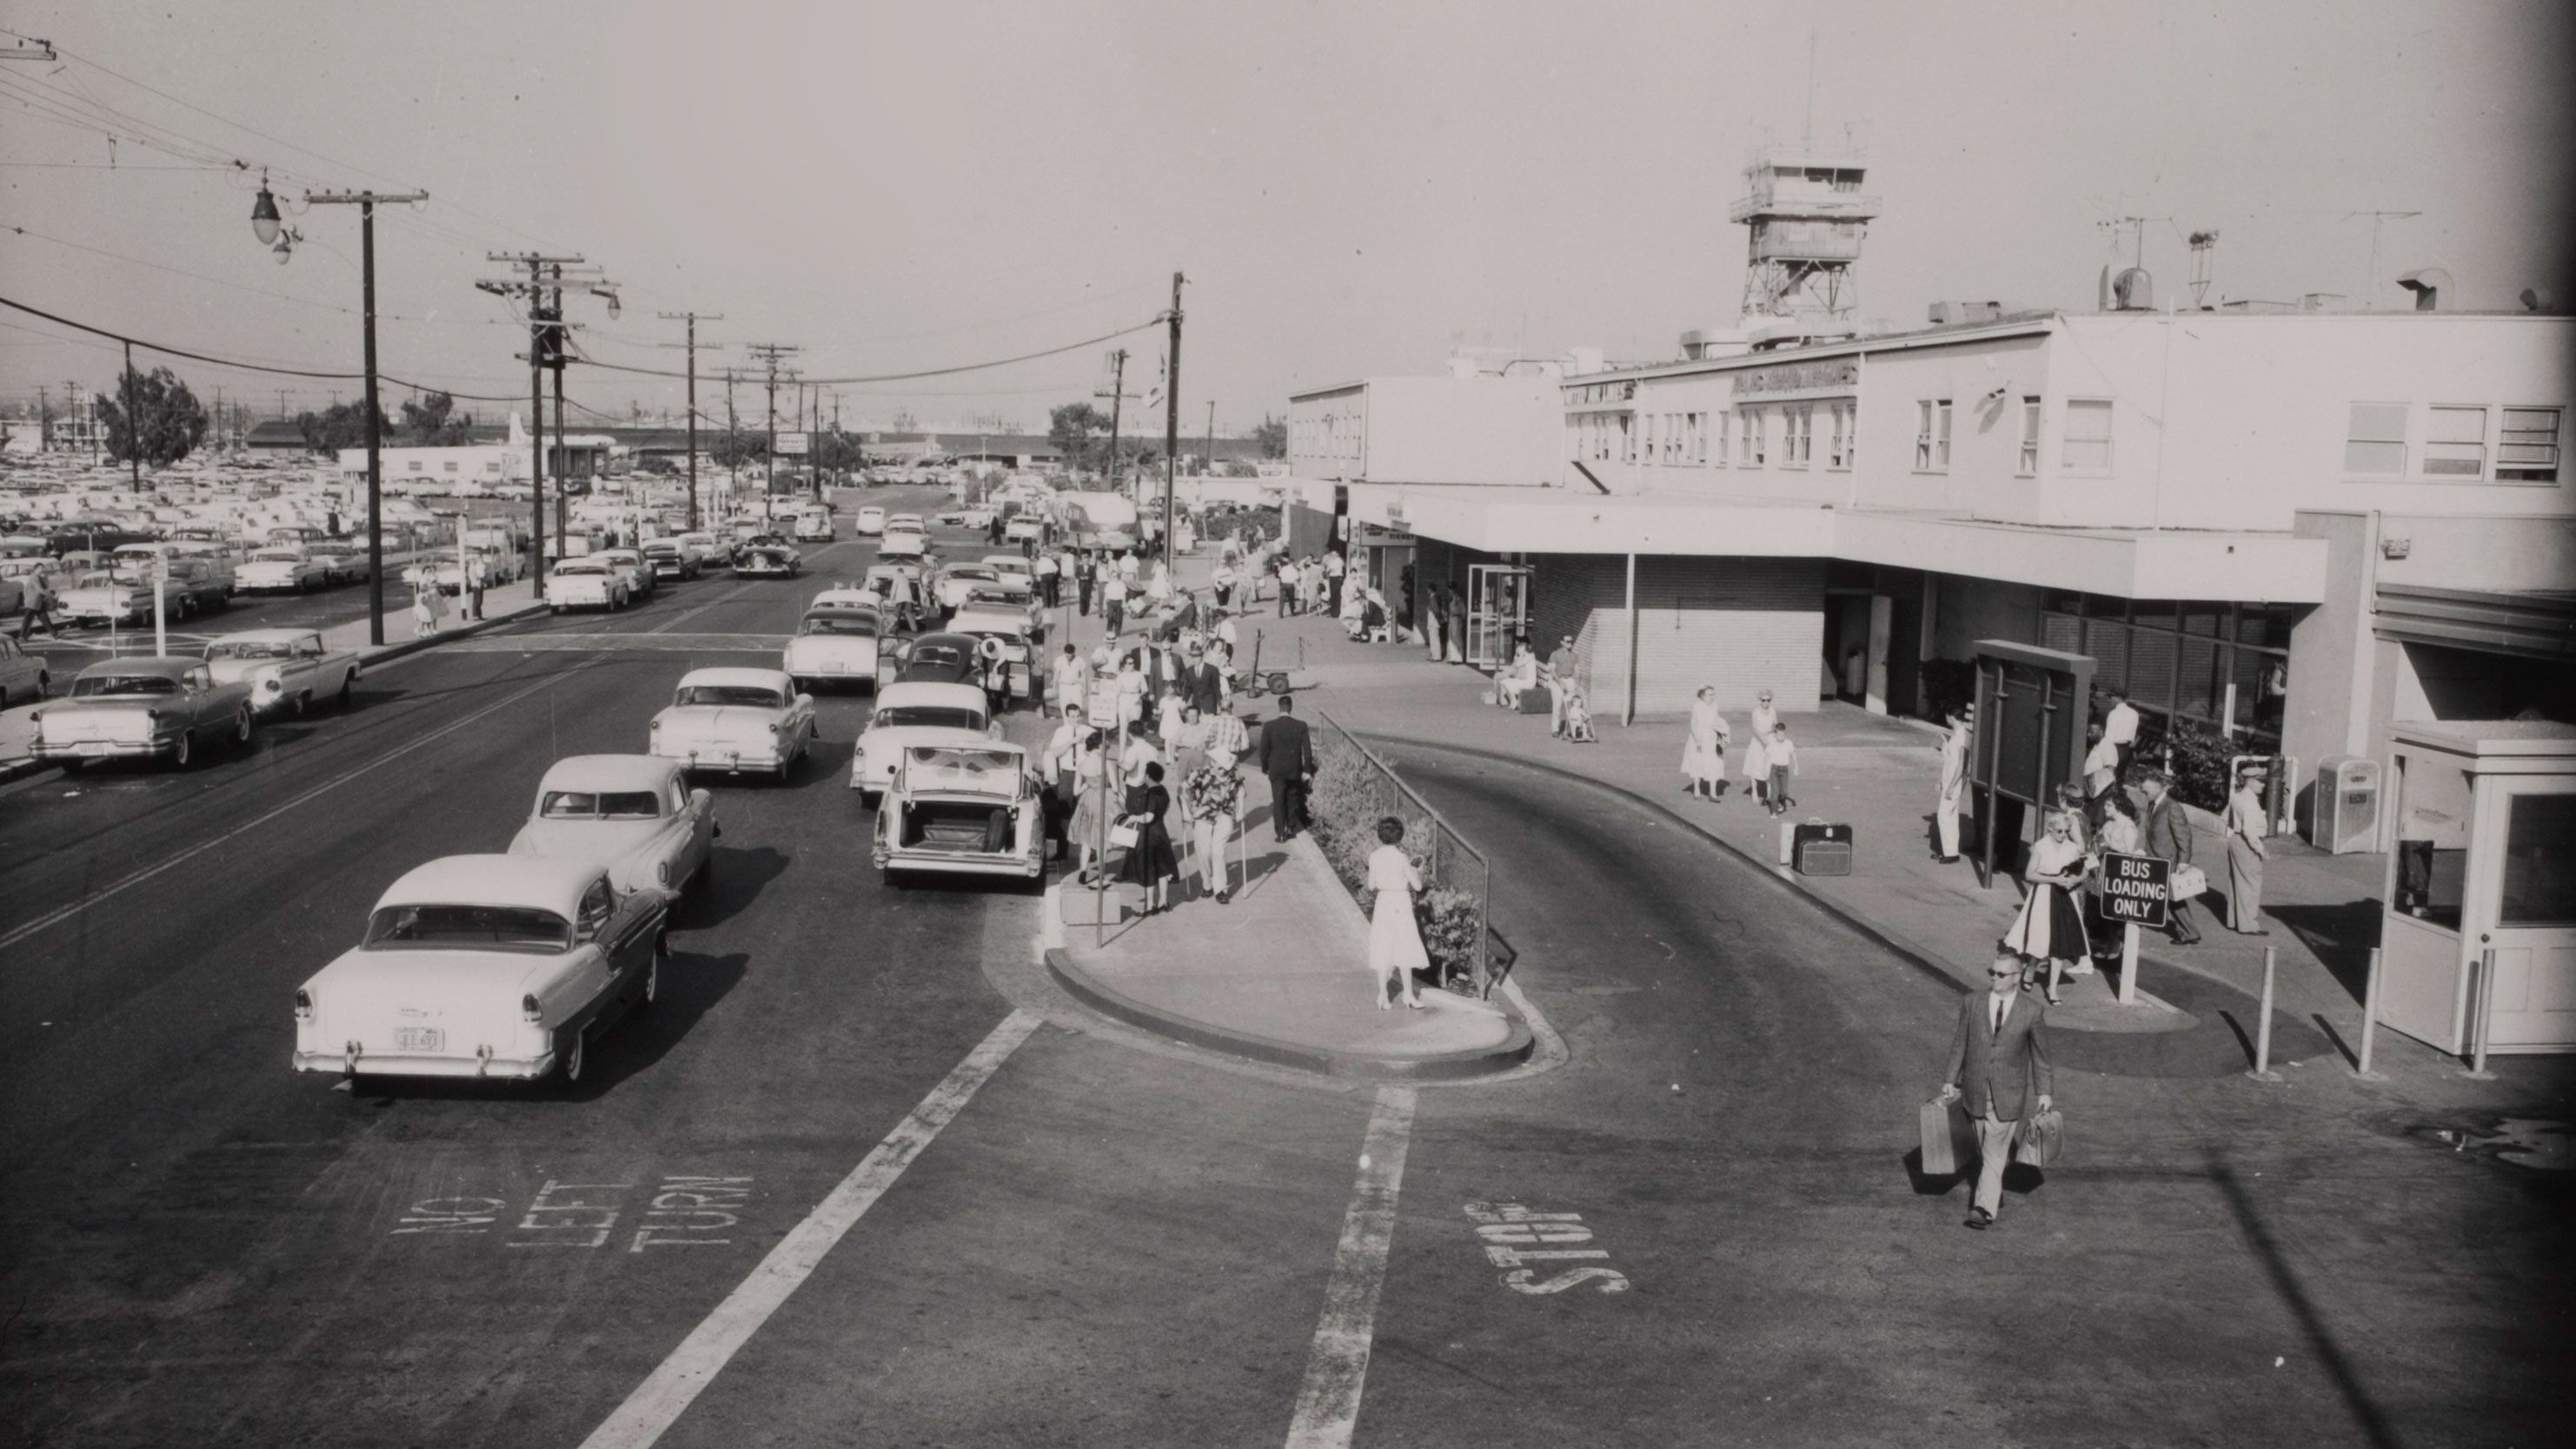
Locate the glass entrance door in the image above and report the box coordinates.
[2484,781,2576,1051]
[1466,564,1530,668]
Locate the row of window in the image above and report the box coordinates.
[2037,593,2297,749]
[1913,396,2111,475]
[401,457,508,475]
[2344,402,2560,483]
[1570,404,1858,470]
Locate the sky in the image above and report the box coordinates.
[2,0,2569,435]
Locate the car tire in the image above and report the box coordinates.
[338,674,355,710]
[556,1025,586,1082]
[233,708,253,749]
[642,936,666,1006]
[289,690,307,719]
[169,729,192,769]
[775,754,793,784]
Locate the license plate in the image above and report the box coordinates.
[76,741,116,755]
[395,1027,445,1052]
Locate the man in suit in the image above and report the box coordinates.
[1258,695,1316,841]
[2139,769,2201,945]
[1938,954,2056,1230]
[1179,644,1227,718]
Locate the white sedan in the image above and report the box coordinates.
[650,668,816,781]
[784,607,887,693]
[850,681,998,805]
[854,506,887,535]
[203,628,362,716]
[290,854,667,1084]
[547,558,627,611]
[508,754,719,895]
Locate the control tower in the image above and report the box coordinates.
[1728,147,1881,326]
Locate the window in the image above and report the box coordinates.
[1715,411,1730,466]
[2017,397,2041,475]
[1692,412,1709,465]
[2500,407,2562,482]
[2426,406,2486,477]
[1782,407,1811,467]
[407,459,424,472]
[2346,402,2408,475]
[2062,399,2112,471]
[1915,400,1952,470]
[1620,415,1634,463]
[1743,409,1767,467]
[2501,794,2576,927]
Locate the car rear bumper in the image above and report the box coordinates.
[656,743,784,773]
[874,848,1042,878]
[291,1048,553,1080]
[32,734,173,761]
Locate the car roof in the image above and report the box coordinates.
[375,854,601,917]
[943,563,997,576]
[908,632,979,652]
[75,655,196,678]
[875,680,988,710]
[982,555,1031,568]
[676,667,793,693]
[534,753,687,793]
[208,628,320,645]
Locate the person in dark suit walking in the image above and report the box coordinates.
[2139,770,2201,946]
[1179,647,1227,718]
[1937,954,2056,1230]
[1258,695,1316,841]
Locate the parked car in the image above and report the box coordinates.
[203,628,362,716]
[1003,515,1046,544]
[849,680,998,804]
[784,607,886,693]
[29,656,256,769]
[642,539,700,582]
[872,741,1044,883]
[679,531,729,568]
[236,546,333,595]
[310,544,368,584]
[982,554,1037,587]
[508,754,718,895]
[0,635,47,706]
[649,668,816,782]
[595,548,656,600]
[854,506,887,535]
[56,570,155,628]
[547,557,628,612]
[887,632,980,689]
[932,563,1001,614]
[289,854,667,1084]
[734,544,801,580]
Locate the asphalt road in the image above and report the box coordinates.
[1,500,2564,1447]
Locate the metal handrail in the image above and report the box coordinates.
[1315,708,1494,996]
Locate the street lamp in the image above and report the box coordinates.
[250,181,281,246]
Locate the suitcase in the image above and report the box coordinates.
[1919,1098,1963,1176]
[1793,821,1854,877]
[2014,1108,2064,1168]
[1517,687,1550,715]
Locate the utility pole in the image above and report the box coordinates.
[656,311,722,531]
[742,343,799,500]
[302,188,428,643]
[481,253,612,574]
[1099,348,1128,495]
[123,340,141,492]
[1205,398,1216,479]
[1162,271,1185,554]
[37,385,47,455]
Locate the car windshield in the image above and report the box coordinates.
[540,789,663,819]
[364,904,571,953]
[252,549,302,562]
[875,706,985,730]
[966,587,1021,604]
[72,674,178,697]
[556,563,607,575]
[800,615,876,635]
[946,568,995,582]
[676,685,785,708]
[207,641,295,660]
[910,645,967,670]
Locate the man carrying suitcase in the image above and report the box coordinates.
[1937,954,2055,1231]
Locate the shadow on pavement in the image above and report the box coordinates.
[2209,1155,2403,1449]
[2268,899,2383,1003]
[679,845,792,928]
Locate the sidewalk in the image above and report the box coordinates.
[1026,551,1537,1080]
[0,577,547,781]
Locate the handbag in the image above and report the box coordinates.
[2170,864,2209,901]
[2014,1108,2064,1168]
[1107,822,1140,850]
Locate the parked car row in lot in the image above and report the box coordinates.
[26,626,363,769]
[543,530,746,612]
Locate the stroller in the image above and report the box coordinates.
[1561,685,1599,743]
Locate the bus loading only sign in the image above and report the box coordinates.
[2101,853,2171,930]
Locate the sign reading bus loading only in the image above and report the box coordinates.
[2101,852,2171,930]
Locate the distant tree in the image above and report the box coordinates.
[96,366,211,468]
[1253,415,1286,459]
[709,431,769,469]
[1223,459,1261,478]
[399,391,477,445]
[295,400,391,455]
[1049,402,1107,472]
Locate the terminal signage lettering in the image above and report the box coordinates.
[2100,852,2170,929]
[1731,359,1859,398]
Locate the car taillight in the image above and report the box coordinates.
[294,987,314,1020]
[521,994,543,1023]
[766,721,780,734]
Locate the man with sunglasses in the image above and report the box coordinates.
[1937,954,2055,1230]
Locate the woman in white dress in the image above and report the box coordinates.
[1681,685,1731,800]
[1365,816,1431,1009]
[2004,808,2092,1004]
[1742,689,1778,806]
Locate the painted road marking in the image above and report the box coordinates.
[387,1173,758,1251]
[435,633,788,655]
[574,1008,1043,1449]
[1284,1084,1417,1449]
[0,661,601,953]
[1464,1202,1630,1295]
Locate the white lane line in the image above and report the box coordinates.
[576,1008,1044,1449]
[0,661,603,953]
[1285,1084,1418,1449]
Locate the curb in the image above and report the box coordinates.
[0,755,54,786]
[355,599,553,668]
[1044,948,1537,1081]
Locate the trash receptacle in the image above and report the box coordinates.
[2310,755,2379,854]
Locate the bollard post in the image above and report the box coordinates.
[2117,922,2141,1007]
[2461,947,2498,1080]
[153,575,167,659]
[2354,946,2386,1080]
[2247,946,2283,1082]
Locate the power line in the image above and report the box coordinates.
[0,292,522,399]
[568,315,1166,387]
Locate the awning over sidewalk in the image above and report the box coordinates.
[1344,485,2329,603]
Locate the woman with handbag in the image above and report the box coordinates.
[2002,808,2092,1005]
[1365,816,1431,1009]
[1680,685,1731,800]
[1118,761,1181,914]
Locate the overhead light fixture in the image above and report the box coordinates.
[251,180,282,246]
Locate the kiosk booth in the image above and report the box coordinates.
[2378,720,2576,1057]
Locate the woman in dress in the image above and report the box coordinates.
[1119,760,1181,914]
[2004,808,2093,1004]
[1365,816,1431,1009]
[1742,689,1779,807]
[1066,729,1111,885]
[1115,650,1149,731]
[1681,685,1731,800]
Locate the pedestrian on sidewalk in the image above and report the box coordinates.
[1179,644,1227,717]
[1181,741,1244,904]
[411,578,445,638]
[1763,721,1798,815]
[1075,551,1096,616]
[2003,809,2092,1004]
[2081,722,2119,827]
[1544,635,1579,735]
[1366,817,1431,1010]
[465,555,487,621]
[1422,588,1447,658]
[1683,686,1731,800]
[2102,689,2141,783]
[1067,728,1112,883]
[1258,694,1315,841]
[2139,770,2203,947]
[1746,689,1781,807]
[1212,559,1237,610]
[1103,575,1126,638]
[1492,641,1538,708]
[1034,548,1059,607]
[1937,954,2055,1231]
[1119,761,1180,914]
[2224,765,2270,935]
[1325,548,1346,617]
[16,576,55,641]
[1935,705,1972,861]
[1276,555,1299,617]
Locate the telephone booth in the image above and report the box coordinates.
[2378,721,2576,1056]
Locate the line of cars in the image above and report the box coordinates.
[544,529,738,612]
[26,626,366,769]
